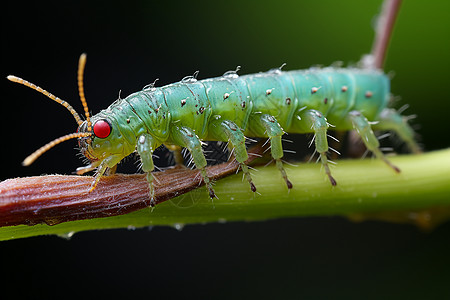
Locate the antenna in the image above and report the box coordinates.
[22,132,91,166]
[7,75,83,125]
[77,53,92,132]
[8,53,96,166]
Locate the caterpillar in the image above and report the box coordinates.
[7,1,420,206]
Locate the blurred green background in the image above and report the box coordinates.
[2,0,449,299]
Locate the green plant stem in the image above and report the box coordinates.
[1,149,449,241]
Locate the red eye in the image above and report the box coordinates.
[93,119,111,138]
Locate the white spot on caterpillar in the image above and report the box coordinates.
[341,86,348,92]
[223,91,234,100]
[181,98,187,107]
[311,86,321,94]
[266,88,274,96]
[154,103,162,113]
[139,135,146,144]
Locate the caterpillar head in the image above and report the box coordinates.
[77,117,126,162]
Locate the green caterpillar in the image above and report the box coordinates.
[7,1,420,205]
[7,59,420,205]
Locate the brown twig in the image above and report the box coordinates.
[371,0,402,69]
[0,143,267,227]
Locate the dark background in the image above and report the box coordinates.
[2,0,449,299]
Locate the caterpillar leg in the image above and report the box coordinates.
[76,162,99,175]
[253,114,292,189]
[209,120,256,192]
[89,155,123,192]
[305,110,337,186]
[348,110,400,173]
[170,126,215,199]
[137,133,158,206]
[372,108,422,154]
[77,160,117,175]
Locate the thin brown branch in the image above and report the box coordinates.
[0,143,267,227]
[371,0,402,69]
